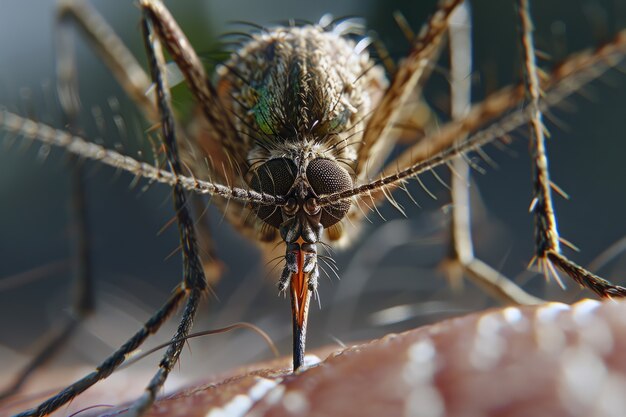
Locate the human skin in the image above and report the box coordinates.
[10,298,618,417]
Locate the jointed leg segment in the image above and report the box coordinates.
[13,287,187,417]
[442,2,543,306]
[516,0,626,298]
[56,0,155,120]
[11,1,212,416]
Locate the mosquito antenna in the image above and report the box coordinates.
[0,110,287,205]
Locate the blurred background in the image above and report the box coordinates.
[0,0,625,413]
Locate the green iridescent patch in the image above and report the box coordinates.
[251,85,276,135]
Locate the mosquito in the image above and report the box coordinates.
[1,0,626,416]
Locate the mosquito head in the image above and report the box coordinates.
[250,156,353,241]
[250,155,352,370]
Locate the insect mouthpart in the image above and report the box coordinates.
[278,187,322,371]
[249,156,353,369]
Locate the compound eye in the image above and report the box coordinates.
[284,197,298,216]
[250,158,297,228]
[306,158,353,228]
[304,197,320,215]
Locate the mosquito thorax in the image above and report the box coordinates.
[216,23,387,172]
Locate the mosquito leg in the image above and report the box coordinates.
[517,0,626,297]
[11,16,148,410]
[0,12,107,397]
[68,164,96,320]
[191,194,225,286]
[139,0,246,163]
[442,3,542,306]
[57,0,230,187]
[123,12,210,417]
[0,158,94,394]
[322,31,626,207]
[0,321,79,403]
[517,0,560,267]
[355,0,464,180]
[10,4,209,415]
[443,1,477,291]
[0,161,96,402]
[56,0,155,120]
[57,0,221,280]
[11,285,187,417]
[446,1,474,282]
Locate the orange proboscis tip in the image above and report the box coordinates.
[291,239,310,329]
